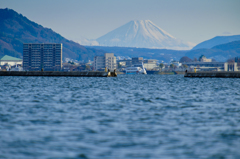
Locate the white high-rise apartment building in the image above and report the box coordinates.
[94,53,116,71]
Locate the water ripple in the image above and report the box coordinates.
[0,75,240,159]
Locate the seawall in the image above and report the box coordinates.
[0,71,117,77]
[184,72,240,78]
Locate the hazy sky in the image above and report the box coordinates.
[1,0,240,44]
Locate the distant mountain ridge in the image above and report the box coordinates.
[192,35,240,50]
[185,40,240,61]
[0,8,105,61]
[88,40,240,62]
[212,40,240,51]
[96,20,194,50]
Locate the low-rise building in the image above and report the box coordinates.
[182,62,238,71]
[0,55,22,66]
[143,59,158,70]
[94,53,116,71]
[94,56,105,70]
[132,57,143,65]
[199,55,212,62]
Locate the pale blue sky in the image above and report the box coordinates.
[1,0,240,44]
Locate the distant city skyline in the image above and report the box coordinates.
[1,0,240,44]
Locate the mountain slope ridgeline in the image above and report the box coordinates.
[96,20,194,50]
[0,8,105,61]
[192,35,240,50]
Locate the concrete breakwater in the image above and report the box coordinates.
[0,71,117,77]
[184,71,240,78]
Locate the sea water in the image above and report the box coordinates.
[0,75,240,159]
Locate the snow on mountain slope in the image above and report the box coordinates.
[96,20,194,50]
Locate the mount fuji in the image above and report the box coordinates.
[96,20,194,50]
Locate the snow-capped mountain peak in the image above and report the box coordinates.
[96,20,194,50]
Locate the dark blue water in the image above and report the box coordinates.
[0,75,240,159]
